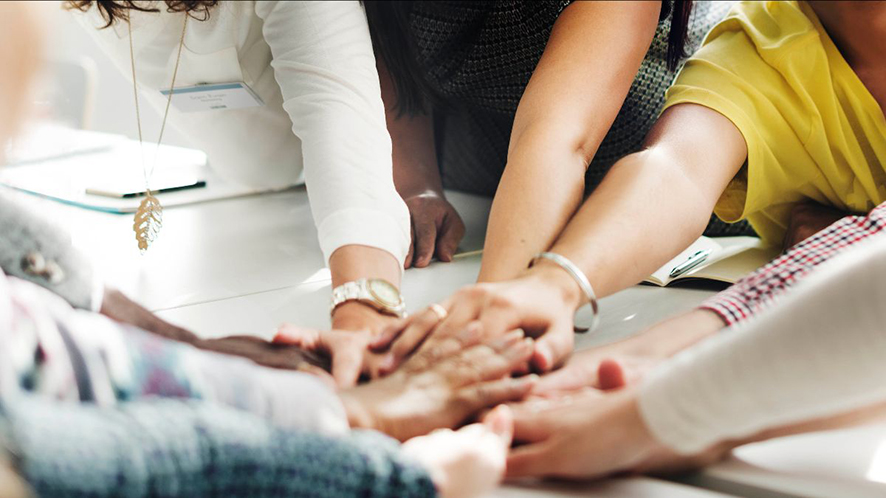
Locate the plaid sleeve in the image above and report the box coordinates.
[701,202,886,326]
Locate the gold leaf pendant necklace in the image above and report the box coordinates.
[128,14,188,253]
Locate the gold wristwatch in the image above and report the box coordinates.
[330,278,406,318]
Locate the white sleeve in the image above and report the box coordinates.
[638,235,886,455]
[253,1,410,268]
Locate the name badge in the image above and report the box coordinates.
[161,82,264,113]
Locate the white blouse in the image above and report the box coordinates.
[639,234,886,454]
[74,1,410,266]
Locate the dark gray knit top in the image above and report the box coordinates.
[406,1,750,235]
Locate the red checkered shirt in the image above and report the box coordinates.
[700,202,886,326]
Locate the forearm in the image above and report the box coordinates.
[639,236,886,455]
[100,287,197,343]
[378,58,442,198]
[478,130,588,282]
[545,149,717,298]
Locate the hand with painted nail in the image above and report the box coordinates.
[371,263,584,375]
[402,405,514,498]
[339,327,538,442]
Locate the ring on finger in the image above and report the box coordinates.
[428,303,448,322]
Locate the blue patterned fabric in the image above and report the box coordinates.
[3,395,437,498]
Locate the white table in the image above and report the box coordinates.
[18,186,886,497]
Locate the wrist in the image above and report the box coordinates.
[524,260,585,311]
[403,187,445,202]
[627,309,725,360]
[331,301,399,334]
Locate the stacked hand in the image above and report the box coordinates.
[372,264,584,376]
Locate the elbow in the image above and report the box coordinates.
[506,121,604,177]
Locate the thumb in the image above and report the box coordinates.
[482,404,514,447]
[597,358,628,390]
[329,340,364,388]
[531,324,574,372]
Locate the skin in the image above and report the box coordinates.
[375,0,886,373]
[375,102,748,372]
[498,1,886,479]
[505,384,886,480]
[379,58,465,269]
[310,1,677,380]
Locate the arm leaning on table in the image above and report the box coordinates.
[372,102,748,374]
[507,233,886,479]
[535,200,886,394]
[254,1,410,334]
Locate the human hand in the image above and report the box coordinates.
[531,309,726,397]
[506,388,727,479]
[372,263,583,375]
[339,326,537,442]
[401,405,514,498]
[273,302,401,387]
[405,190,466,268]
[783,202,849,250]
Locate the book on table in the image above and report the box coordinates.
[644,236,779,287]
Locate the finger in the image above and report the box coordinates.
[597,358,628,390]
[530,363,597,396]
[510,396,570,443]
[455,374,538,418]
[273,325,322,350]
[435,212,465,263]
[380,307,449,374]
[482,404,514,447]
[506,440,558,479]
[405,223,416,269]
[428,291,484,342]
[412,217,437,268]
[328,340,364,387]
[441,333,533,385]
[530,324,574,373]
[369,315,413,352]
[404,320,484,373]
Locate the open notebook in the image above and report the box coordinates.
[645,236,780,286]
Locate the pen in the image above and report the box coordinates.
[669,249,712,278]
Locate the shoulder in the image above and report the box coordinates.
[700,1,821,68]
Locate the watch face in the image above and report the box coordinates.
[367,279,401,307]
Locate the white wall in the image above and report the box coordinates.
[38,1,191,147]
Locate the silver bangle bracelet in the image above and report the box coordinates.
[530,252,600,333]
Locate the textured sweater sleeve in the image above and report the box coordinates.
[7,395,436,498]
[253,1,410,267]
[640,234,886,455]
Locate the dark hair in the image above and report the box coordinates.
[65,1,218,28]
[365,1,694,115]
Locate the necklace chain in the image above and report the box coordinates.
[128,14,188,189]
[127,14,188,253]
